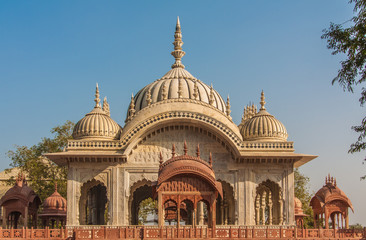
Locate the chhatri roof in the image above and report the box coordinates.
[39,183,67,218]
[73,84,122,140]
[126,17,227,122]
[310,175,354,212]
[239,91,288,142]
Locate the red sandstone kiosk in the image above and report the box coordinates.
[294,197,307,228]
[39,183,67,228]
[153,142,223,228]
[310,175,353,229]
[0,174,40,228]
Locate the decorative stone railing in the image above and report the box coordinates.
[1,226,365,239]
[66,140,122,150]
[241,142,294,151]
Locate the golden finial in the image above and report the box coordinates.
[171,16,186,69]
[95,83,101,108]
[102,96,110,116]
[196,144,200,158]
[184,140,188,155]
[226,95,231,119]
[146,89,152,105]
[209,84,215,105]
[193,81,199,100]
[172,144,176,157]
[260,90,266,111]
[334,178,337,186]
[209,152,213,167]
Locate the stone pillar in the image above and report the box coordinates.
[268,191,273,225]
[66,166,80,226]
[198,202,204,225]
[261,191,266,225]
[255,195,260,225]
[220,200,224,225]
[2,208,6,228]
[345,209,349,229]
[158,192,163,227]
[109,167,119,225]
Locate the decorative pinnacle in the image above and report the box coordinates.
[171,17,186,69]
[209,152,212,167]
[260,90,266,110]
[196,144,200,158]
[159,152,163,165]
[184,140,188,155]
[226,95,231,119]
[55,182,58,192]
[172,144,176,157]
[103,96,110,116]
[95,83,101,108]
[209,84,215,105]
[193,81,198,100]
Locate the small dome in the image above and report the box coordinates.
[126,18,226,121]
[73,85,122,140]
[43,189,66,212]
[240,91,288,142]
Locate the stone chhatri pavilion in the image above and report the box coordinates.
[45,17,318,228]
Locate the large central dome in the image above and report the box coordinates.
[126,18,227,121]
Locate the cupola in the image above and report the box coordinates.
[240,91,288,142]
[73,84,122,140]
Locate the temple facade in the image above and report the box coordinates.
[45,18,317,227]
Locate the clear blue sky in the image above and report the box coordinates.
[1,1,365,225]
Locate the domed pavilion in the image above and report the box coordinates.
[45,17,317,227]
[39,183,67,228]
[310,175,353,229]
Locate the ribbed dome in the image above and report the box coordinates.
[73,85,122,140]
[126,18,226,121]
[240,92,288,142]
[132,71,226,113]
[43,190,66,212]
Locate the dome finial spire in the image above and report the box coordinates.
[94,83,101,108]
[171,16,186,69]
[260,90,266,110]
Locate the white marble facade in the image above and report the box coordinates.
[46,18,316,227]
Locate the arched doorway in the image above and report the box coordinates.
[216,181,234,225]
[79,180,108,225]
[130,183,156,225]
[255,180,282,225]
[7,211,22,229]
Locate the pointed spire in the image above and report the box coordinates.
[196,144,200,158]
[94,83,101,108]
[209,152,213,167]
[193,81,199,100]
[209,84,215,105]
[55,181,58,192]
[226,95,232,119]
[102,96,110,116]
[162,83,168,100]
[260,90,266,111]
[146,88,152,106]
[178,80,183,98]
[126,93,136,123]
[184,140,188,155]
[334,178,337,186]
[159,152,163,165]
[171,17,186,69]
[172,144,176,157]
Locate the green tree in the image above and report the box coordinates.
[138,197,158,225]
[294,168,314,228]
[6,120,74,201]
[321,0,366,179]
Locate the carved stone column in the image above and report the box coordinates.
[198,202,204,225]
[255,195,260,225]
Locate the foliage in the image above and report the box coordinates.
[350,223,364,229]
[294,168,314,228]
[138,197,158,225]
[6,120,74,202]
[321,0,366,179]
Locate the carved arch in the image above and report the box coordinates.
[128,179,153,225]
[122,114,242,157]
[79,179,108,225]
